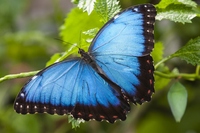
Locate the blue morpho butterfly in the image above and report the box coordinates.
[14,4,156,123]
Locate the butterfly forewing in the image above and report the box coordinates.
[89,4,156,104]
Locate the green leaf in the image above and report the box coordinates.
[178,0,197,7]
[156,0,197,8]
[60,7,103,50]
[152,42,164,64]
[77,0,96,15]
[95,0,121,23]
[82,28,99,43]
[171,37,200,65]
[82,28,99,36]
[68,115,85,129]
[156,0,176,8]
[167,81,187,122]
[46,53,62,67]
[156,4,197,23]
[155,75,171,90]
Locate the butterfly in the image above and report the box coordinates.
[14,4,156,123]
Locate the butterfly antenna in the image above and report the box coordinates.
[54,38,80,49]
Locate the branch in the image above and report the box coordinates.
[154,70,200,81]
[0,70,39,83]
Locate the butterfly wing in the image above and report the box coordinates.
[14,59,130,123]
[89,4,156,104]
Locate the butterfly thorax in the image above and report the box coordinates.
[78,48,93,64]
[78,48,103,74]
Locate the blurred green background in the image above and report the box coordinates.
[0,0,200,133]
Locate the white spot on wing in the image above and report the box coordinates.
[20,93,25,98]
[133,8,139,12]
[114,14,119,19]
[32,75,38,80]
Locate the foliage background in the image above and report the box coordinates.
[0,0,200,133]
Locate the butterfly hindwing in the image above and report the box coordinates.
[89,4,156,104]
[14,58,130,123]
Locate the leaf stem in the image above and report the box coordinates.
[154,55,173,69]
[154,71,200,80]
[0,70,39,83]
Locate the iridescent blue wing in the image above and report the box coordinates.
[14,4,156,123]
[89,4,156,104]
[14,59,130,123]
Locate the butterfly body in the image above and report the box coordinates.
[14,4,156,123]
